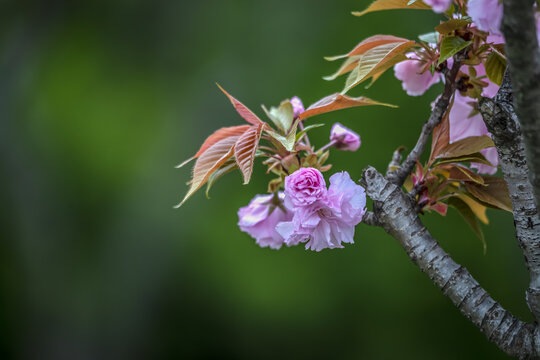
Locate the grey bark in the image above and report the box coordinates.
[480,72,540,321]
[501,0,540,210]
[361,167,540,359]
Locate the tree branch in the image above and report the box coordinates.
[479,72,540,321]
[361,166,540,359]
[388,57,462,186]
[501,0,540,210]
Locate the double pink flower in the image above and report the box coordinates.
[238,168,367,251]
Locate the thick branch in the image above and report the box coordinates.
[361,167,540,359]
[501,0,540,210]
[388,58,462,186]
[479,72,540,320]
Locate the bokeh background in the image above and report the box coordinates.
[0,0,532,359]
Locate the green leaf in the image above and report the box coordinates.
[263,100,294,134]
[448,197,486,253]
[435,135,495,160]
[438,36,472,65]
[352,0,431,17]
[265,120,299,152]
[485,52,507,86]
[296,123,324,142]
[418,32,439,44]
[435,18,472,34]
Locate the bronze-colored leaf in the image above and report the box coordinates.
[435,135,495,160]
[342,41,416,93]
[430,102,451,161]
[352,0,431,17]
[176,136,239,207]
[234,123,265,184]
[323,56,362,80]
[448,197,486,253]
[435,18,472,34]
[177,125,251,168]
[445,165,485,184]
[325,35,411,61]
[457,194,489,224]
[217,84,263,125]
[299,93,397,120]
[465,177,512,212]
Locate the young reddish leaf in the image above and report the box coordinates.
[176,136,239,207]
[342,41,415,93]
[325,35,412,61]
[427,202,448,216]
[448,197,486,253]
[435,18,472,34]
[206,160,237,198]
[234,123,265,184]
[465,177,512,212]
[217,84,263,125]
[177,125,251,168]
[352,0,430,17]
[435,135,495,160]
[299,93,397,120]
[430,103,451,161]
[323,56,362,80]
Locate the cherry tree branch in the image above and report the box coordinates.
[479,72,540,321]
[361,166,540,359]
[501,0,540,210]
[388,58,462,186]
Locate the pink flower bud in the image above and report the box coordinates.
[424,0,452,13]
[290,96,305,118]
[393,53,441,96]
[468,0,503,35]
[284,167,327,207]
[330,123,361,151]
[238,192,292,249]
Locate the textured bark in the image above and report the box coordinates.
[480,72,540,321]
[361,167,540,359]
[501,0,540,210]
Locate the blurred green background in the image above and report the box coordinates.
[0,0,531,359]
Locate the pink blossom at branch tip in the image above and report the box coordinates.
[330,123,361,151]
[468,0,503,35]
[290,96,305,118]
[393,53,441,96]
[424,0,452,13]
[449,93,499,174]
[276,171,366,251]
[238,192,292,249]
[284,167,327,207]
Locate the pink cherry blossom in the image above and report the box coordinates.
[238,192,292,249]
[276,171,366,251]
[449,93,498,174]
[468,0,503,35]
[284,167,327,207]
[394,53,441,96]
[424,0,453,13]
[330,123,361,151]
[290,96,305,118]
